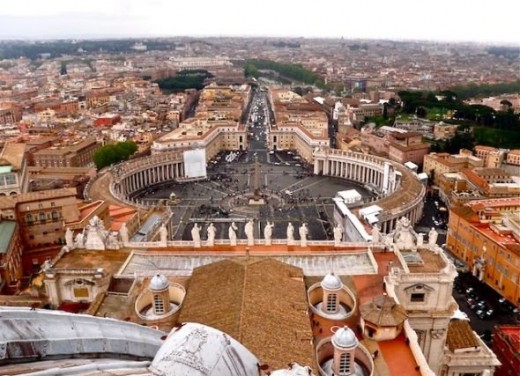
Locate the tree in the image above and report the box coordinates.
[416,107,427,118]
[93,141,138,169]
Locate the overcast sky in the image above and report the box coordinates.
[0,0,518,45]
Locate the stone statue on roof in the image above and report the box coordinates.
[287,222,295,245]
[245,219,254,246]
[228,222,238,246]
[299,223,308,247]
[119,223,129,245]
[191,223,201,248]
[159,224,168,245]
[428,227,438,246]
[264,221,274,245]
[65,227,74,249]
[207,223,216,246]
[393,216,417,250]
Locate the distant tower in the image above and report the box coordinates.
[149,274,170,316]
[321,273,342,314]
[332,326,358,376]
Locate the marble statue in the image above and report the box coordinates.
[417,233,424,246]
[287,222,295,245]
[299,223,308,247]
[207,223,216,246]
[41,259,52,273]
[334,223,344,246]
[159,224,168,245]
[228,222,238,246]
[106,232,120,249]
[264,221,274,245]
[371,224,381,243]
[191,223,201,247]
[119,223,129,245]
[74,231,85,249]
[244,219,254,246]
[393,216,417,249]
[428,227,438,246]
[85,215,107,250]
[65,228,74,249]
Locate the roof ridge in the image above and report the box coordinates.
[237,261,248,342]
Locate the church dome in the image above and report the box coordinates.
[149,274,169,291]
[332,326,358,349]
[321,272,342,290]
[150,323,259,376]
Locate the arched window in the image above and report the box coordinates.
[339,352,351,375]
[153,294,164,315]
[327,293,337,312]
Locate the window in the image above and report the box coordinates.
[411,293,425,302]
[153,294,165,315]
[51,211,59,220]
[73,287,89,299]
[39,212,46,222]
[26,214,33,224]
[327,293,337,312]
[339,352,351,375]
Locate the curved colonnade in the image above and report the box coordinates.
[99,148,424,234]
[313,149,425,233]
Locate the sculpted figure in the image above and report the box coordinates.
[207,223,216,246]
[65,227,74,249]
[119,223,129,245]
[245,219,254,246]
[159,224,168,244]
[264,221,274,245]
[228,222,238,245]
[191,223,201,247]
[428,227,438,246]
[287,222,295,245]
[299,223,309,247]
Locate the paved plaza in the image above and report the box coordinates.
[130,152,376,241]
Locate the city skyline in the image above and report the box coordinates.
[0,0,518,45]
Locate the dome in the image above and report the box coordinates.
[332,326,358,349]
[321,272,342,290]
[149,274,169,291]
[150,323,259,376]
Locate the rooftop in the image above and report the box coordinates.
[178,258,317,373]
[446,319,480,352]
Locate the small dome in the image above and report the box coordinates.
[149,274,169,291]
[321,273,342,290]
[332,326,358,349]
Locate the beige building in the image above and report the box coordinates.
[0,188,81,272]
[506,149,520,166]
[387,131,430,166]
[32,137,99,168]
[0,143,29,196]
[423,150,484,186]
[474,145,505,168]
[268,89,329,162]
[152,118,247,157]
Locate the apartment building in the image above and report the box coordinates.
[387,131,430,166]
[474,145,505,168]
[0,103,22,125]
[0,143,29,196]
[423,149,484,185]
[32,137,99,168]
[447,197,520,306]
[506,149,520,166]
[0,188,81,273]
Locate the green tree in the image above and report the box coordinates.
[93,141,138,169]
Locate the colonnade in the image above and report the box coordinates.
[314,158,387,192]
[313,149,425,234]
[113,161,184,197]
